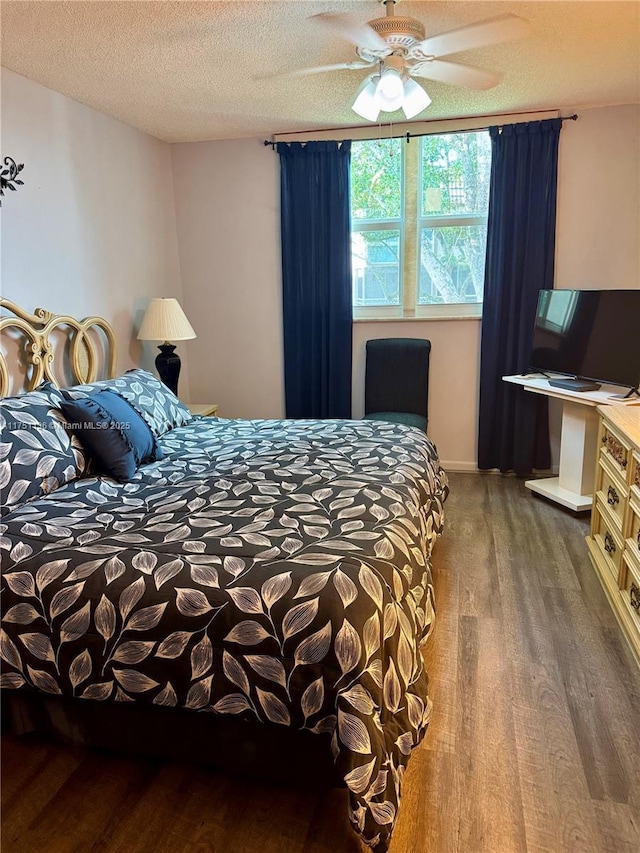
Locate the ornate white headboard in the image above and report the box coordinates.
[0,298,117,396]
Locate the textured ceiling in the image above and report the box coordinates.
[1,1,638,143]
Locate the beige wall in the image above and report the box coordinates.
[0,69,190,396]
[171,103,639,469]
[556,104,639,290]
[171,137,284,418]
[352,320,481,471]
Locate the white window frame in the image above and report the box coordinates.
[351,131,489,321]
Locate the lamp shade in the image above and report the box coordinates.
[137,298,196,342]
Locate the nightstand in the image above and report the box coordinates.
[187,403,219,417]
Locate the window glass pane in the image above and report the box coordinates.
[418,224,487,304]
[352,230,401,306]
[420,131,491,217]
[351,139,403,221]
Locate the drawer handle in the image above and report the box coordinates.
[631,583,640,612]
[637,529,640,552]
[604,532,616,555]
[607,486,620,506]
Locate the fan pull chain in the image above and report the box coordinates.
[376,121,396,156]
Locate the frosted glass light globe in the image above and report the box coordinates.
[402,79,432,119]
[352,77,380,121]
[375,69,404,112]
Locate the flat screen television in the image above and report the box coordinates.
[529,289,640,393]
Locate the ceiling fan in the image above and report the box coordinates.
[277,0,531,121]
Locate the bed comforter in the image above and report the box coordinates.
[1,416,448,851]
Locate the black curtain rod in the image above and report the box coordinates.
[264,113,578,148]
[404,113,577,142]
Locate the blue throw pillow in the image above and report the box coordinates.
[59,390,163,483]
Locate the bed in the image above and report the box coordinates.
[0,299,448,852]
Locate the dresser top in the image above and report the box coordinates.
[598,405,640,451]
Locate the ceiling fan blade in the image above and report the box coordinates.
[254,61,374,82]
[412,15,531,60]
[409,60,502,91]
[311,13,389,54]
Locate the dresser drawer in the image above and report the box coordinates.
[620,554,640,636]
[592,499,625,583]
[600,422,632,482]
[590,408,640,666]
[596,460,628,532]
[626,494,640,569]
[631,452,640,505]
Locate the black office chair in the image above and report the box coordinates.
[363,338,431,432]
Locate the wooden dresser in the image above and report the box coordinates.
[586,405,640,663]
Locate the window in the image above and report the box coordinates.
[350,131,492,319]
[351,138,403,309]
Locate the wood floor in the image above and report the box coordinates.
[3,473,639,853]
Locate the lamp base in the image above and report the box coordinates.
[155,343,181,396]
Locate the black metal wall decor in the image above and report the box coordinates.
[0,157,25,205]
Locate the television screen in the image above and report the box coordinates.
[529,289,640,390]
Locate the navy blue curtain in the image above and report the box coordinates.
[277,140,352,419]
[478,119,562,476]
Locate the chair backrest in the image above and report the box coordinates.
[365,338,431,422]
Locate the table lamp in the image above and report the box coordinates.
[137,297,195,395]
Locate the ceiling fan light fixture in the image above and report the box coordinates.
[352,77,380,121]
[374,67,405,111]
[376,67,404,100]
[303,8,530,124]
[401,78,431,119]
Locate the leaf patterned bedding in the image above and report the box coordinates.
[0,416,448,852]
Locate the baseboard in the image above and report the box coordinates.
[440,462,561,476]
[440,461,479,473]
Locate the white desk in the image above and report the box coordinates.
[503,375,639,512]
